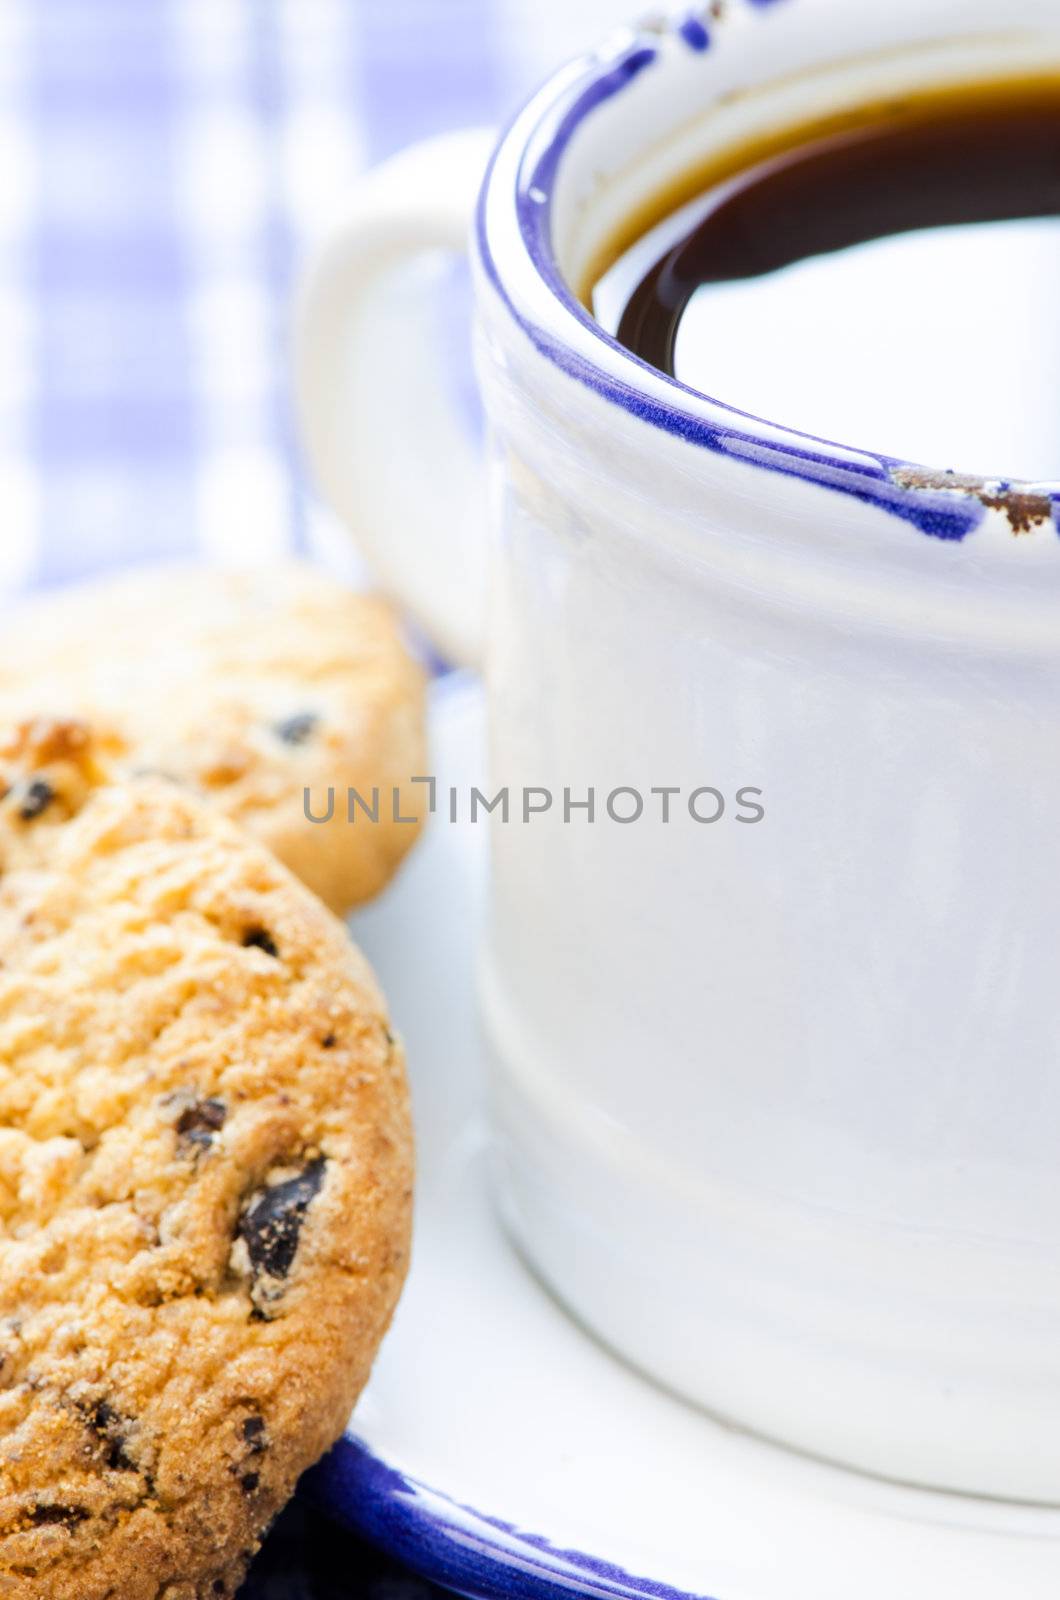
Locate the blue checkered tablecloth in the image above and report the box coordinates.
[0,1,635,1593]
[0,0,629,599]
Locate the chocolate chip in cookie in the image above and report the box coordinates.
[234,1159,327,1313]
[273,711,318,746]
[241,926,280,959]
[16,776,55,822]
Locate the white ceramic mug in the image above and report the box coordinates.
[297,0,1060,1503]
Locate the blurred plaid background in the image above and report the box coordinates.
[0,0,628,598]
[0,0,633,1590]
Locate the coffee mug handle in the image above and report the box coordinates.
[294,128,496,668]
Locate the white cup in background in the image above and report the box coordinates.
[297,0,1060,1503]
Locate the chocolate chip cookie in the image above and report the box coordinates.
[0,563,428,916]
[0,720,413,1598]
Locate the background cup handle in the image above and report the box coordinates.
[294,127,495,668]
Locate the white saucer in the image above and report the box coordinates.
[310,673,1060,1600]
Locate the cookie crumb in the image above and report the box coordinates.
[242,1416,267,1451]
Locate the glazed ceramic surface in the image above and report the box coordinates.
[312,678,1060,1600]
[297,0,1060,1500]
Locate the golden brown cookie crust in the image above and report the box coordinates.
[0,725,413,1598]
[0,563,428,916]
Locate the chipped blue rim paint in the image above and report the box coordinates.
[308,1433,714,1600]
[474,1,1058,542]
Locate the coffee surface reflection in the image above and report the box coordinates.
[593,83,1060,479]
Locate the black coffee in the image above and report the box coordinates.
[590,80,1060,479]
